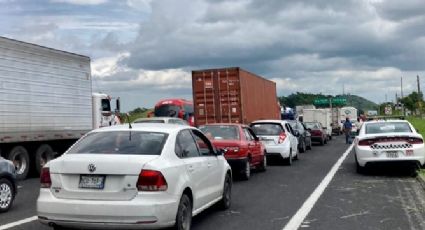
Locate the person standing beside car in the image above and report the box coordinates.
[343,118,353,144]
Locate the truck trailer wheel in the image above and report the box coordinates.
[35,144,55,175]
[7,146,30,180]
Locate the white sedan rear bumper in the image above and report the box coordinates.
[355,144,425,167]
[37,189,179,229]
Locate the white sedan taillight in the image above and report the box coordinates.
[278,132,287,144]
[40,167,52,188]
[137,170,168,191]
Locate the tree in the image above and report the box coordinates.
[400,92,424,115]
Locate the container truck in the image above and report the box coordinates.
[192,67,280,126]
[0,37,120,179]
[303,109,332,140]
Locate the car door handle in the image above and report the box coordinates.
[188,165,195,173]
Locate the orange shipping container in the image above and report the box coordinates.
[192,67,280,126]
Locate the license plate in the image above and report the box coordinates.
[79,175,105,189]
[406,149,414,156]
[386,151,399,158]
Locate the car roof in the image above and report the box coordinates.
[92,123,191,134]
[134,117,180,122]
[363,120,409,124]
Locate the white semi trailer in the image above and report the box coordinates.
[0,37,120,179]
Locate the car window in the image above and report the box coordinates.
[305,122,320,129]
[365,122,412,134]
[285,123,295,135]
[134,119,165,124]
[198,125,240,140]
[243,128,253,141]
[250,123,284,135]
[175,130,200,158]
[67,131,168,155]
[191,130,214,156]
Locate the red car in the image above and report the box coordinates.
[152,99,195,126]
[199,123,266,180]
[304,122,328,146]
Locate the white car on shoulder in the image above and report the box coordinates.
[354,120,425,173]
[250,120,299,165]
[37,124,232,230]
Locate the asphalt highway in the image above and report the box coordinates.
[1,136,424,230]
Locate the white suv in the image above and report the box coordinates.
[250,120,299,165]
[37,124,232,230]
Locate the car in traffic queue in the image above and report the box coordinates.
[288,120,312,153]
[37,123,232,230]
[304,122,328,146]
[354,120,425,174]
[199,124,266,180]
[250,120,299,165]
[0,157,17,213]
[134,117,189,126]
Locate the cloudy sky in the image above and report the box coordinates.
[1,0,424,111]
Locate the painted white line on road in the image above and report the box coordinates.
[0,216,38,230]
[283,144,354,230]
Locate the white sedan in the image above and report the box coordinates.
[354,120,425,173]
[37,124,232,230]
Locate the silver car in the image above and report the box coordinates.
[0,157,17,212]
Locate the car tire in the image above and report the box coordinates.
[35,144,55,175]
[299,140,306,153]
[284,151,293,166]
[174,194,192,230]
[324,138,328,144]
[329,135,332,140]
[355,155,366,174]
[53,225,71,230]
[320,138,325,146]
[306,139,312,150]
[258,154,267,172]
[7,146,30,180]
[240,159,251,180]
[219,173,232,210]
[0,178,15,213]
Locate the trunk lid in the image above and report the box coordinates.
[48,154,159,201]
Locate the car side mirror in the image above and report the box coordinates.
[216,148,226,156]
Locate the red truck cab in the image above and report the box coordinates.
[153,99,195,126]
[199,123,266,180]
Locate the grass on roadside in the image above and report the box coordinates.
[407,116,425,173]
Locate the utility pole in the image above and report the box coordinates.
[418,75,421,95]
[401,76,404,98]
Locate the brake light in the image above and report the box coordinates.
[358,139,375,146]
[278,132,287,144]
[408,138,423,144]
[40,167,51,188]
[225,147,239,153]
[137,170,168,191]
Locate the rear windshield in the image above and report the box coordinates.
[365,122,412,134]
[305,122,320,129]
[134,119,165,123]
[67,131,168,155]
[250,123,284,135]
[155,104,180,117]
[199,125,240,140]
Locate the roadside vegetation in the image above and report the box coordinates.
[120,107,153,123]
[407,116,425,173]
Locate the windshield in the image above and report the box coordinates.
[155,104,180,117]
[199,125,240,140]
[305,122,320,129]
[67,131,168,155]
[250,123,284,136]
[365,122,412,134]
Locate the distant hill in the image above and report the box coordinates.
[278,92,378,114]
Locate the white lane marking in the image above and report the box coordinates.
[283,144,354,230]
[0,216,38,230]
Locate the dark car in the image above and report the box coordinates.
[289,120,312,153]
[0,157,17,212]
[304,122,328,146]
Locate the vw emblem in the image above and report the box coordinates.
[88,164,96,173]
